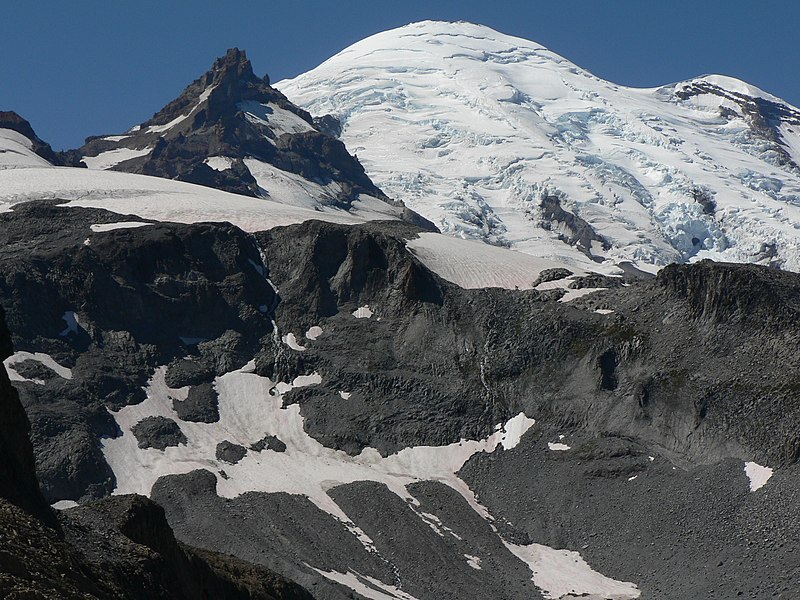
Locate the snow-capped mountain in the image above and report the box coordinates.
[62,48,399,214]
[2,23,800,600]
[278,21,800,272]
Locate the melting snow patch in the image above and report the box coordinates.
[353,305,374,318]
[627,475,638,482]
[465,554,482,570]
[594,308,615,315]
[339,391,352,399]
[90,221,152,233]
[744,462,773,491]
[82,147,152,170]
[505,541,640,599]
[548,442,571,451]
[498,413,536,449]
[204,156,234,171]
[51,500,78,510]
[311,569,420,600]
[305,325,323,340]
[282,333,306,351]
[3,351,73,383]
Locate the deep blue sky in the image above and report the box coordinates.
[2,0,797,150]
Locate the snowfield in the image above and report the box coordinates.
[278,20,800,273]
[101,361,639,599]
[0,166,402,231]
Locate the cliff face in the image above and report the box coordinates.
[0,304,54,526]
[0,305,315,600]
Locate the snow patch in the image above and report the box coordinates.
[204,156,234,171]
[51,500,79,510]
[504,541,640,599]
[305,326,323,340]
[282,333,306,351]
[547,442,571,451]
[3,351,73,383]
[339,391,352,399]
[744,461,773,491]
[465,554,482,570]
[82,147,152,170]
[353,305,374,319]
[90,221,152,232]
[311,568,420,600]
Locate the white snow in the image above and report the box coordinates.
[3,351,73,383]
[627,475,639,482]
[353,305,374,318]
[82,147,151,170]
[90,221,152,232]
[504,541,640,599]
[594,308,615,315]
[282,333,306,351]
[100,361,637,599]
[279,20,800,273]
[311,569,420,600]
[239,101,315,137]
[339,391,352,399]
[547,442,571,451]
[0,129,52,169]
[0,167,402,232]
[305,326,323,340]
[744,461,773,491]
[204,156,235,171]
[406,232,596,290]
[465,554,482,570]
[51,500,79,510]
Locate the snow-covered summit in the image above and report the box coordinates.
[278,21,800,272]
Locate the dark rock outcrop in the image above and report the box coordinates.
[0,305,55,526]
[132,417,187,450]
[174,382,220,423]
[66,48,389,208]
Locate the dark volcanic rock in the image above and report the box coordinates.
[0,494,315,600]
[216,440,247,464]
[174,383,220,423]
[0,203,276,500]
[531,267,573,287]
[540,195,610,258]
[132,417,187,450]
[251,435,287,453]
[165,359,216,388]
[0,306,55,526]
[66,48,389,209]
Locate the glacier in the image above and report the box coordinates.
[277,20,800,272]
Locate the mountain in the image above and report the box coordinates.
[0,303,314,599]
[0,26,799,600]
[277,21,800,272]
[61,48,408,216]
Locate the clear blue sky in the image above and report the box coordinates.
[2,0,797,150]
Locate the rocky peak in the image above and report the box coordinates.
[70,48,390,207]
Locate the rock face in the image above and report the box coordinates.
[64,48,389,209]
[0,202,799,597]
[0,305,54,526]
[0,201,277,501]
[0,296,316,600]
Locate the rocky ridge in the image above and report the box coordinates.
[0,201,797,598]
[61,48,390,209]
